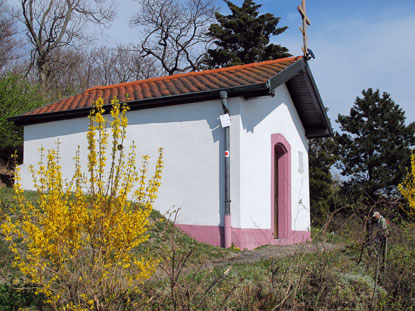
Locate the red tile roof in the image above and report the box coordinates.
[24,56,302,117]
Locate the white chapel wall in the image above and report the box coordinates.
[237,83,310,232]
[124,100,229,226]
[21,100,231,227]
[20,87,311,233]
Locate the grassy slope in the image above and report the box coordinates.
[0,187,414,310]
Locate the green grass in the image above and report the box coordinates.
[1,186,415,310]
[311,226,348,244]
[0,188,45,309]
[144,209,234,264]
[0,187,234,266]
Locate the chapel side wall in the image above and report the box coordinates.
[20,100,232,228]
[22,117,91,188]
[238,83,310,233]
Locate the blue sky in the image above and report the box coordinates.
[103,0,415,130]
[9,0,415,130]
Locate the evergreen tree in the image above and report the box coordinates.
[204,0,290,68]
[0,74,47,164]
[309,137,338,225]
[336,88,415,201]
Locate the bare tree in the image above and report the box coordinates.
[39,44,164,100]
[124,47,163,81]
[0,2,22,75]
[18,0,116,87]
[45,47,92,99]
[131,0,216,75]
[89,45,163,86]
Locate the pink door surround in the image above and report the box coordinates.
[174,133,311,250]
[271,133,292,239]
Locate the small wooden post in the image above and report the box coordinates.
[370,246,381,310]
[383,237,388,272]
[297,0,311,59]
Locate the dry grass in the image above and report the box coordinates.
[0,188,414,310]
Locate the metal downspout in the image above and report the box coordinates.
[220,90,232,248]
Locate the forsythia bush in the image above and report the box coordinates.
[398,153,415,217]
[1,97,163,310]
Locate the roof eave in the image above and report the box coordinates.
[267,58,307,90]
[303,61,333,137]
[267,58,333,138]
[10,82,269,126]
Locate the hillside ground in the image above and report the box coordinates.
[0,186,414,310]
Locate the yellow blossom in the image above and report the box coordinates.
[1,97,163,310]
[399,153,415,217]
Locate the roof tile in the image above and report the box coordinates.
[25,56,302,117]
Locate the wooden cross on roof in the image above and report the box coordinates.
[297,0,312,60]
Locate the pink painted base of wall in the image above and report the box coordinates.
[176,224,311,250]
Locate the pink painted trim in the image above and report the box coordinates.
[224,214,232,248]
[176,224,223,247]
[271,134,292,239]
[232,228,310,250]
[176,224,310,250]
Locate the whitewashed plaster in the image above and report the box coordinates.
[237,84,310,232]
[20,83,310,232]
[22,100,228,227]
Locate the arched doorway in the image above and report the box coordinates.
[271,134,291,239]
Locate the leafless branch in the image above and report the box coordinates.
[131,0,216,75]
[18,0,117,86]
[0,2,23,75]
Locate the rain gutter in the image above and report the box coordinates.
[220,90,232,248]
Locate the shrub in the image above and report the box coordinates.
[398,153,415,218]
[379,223,415,310]
[1,97,163,310]
[0,281,46,310]
[0,73,47,164]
